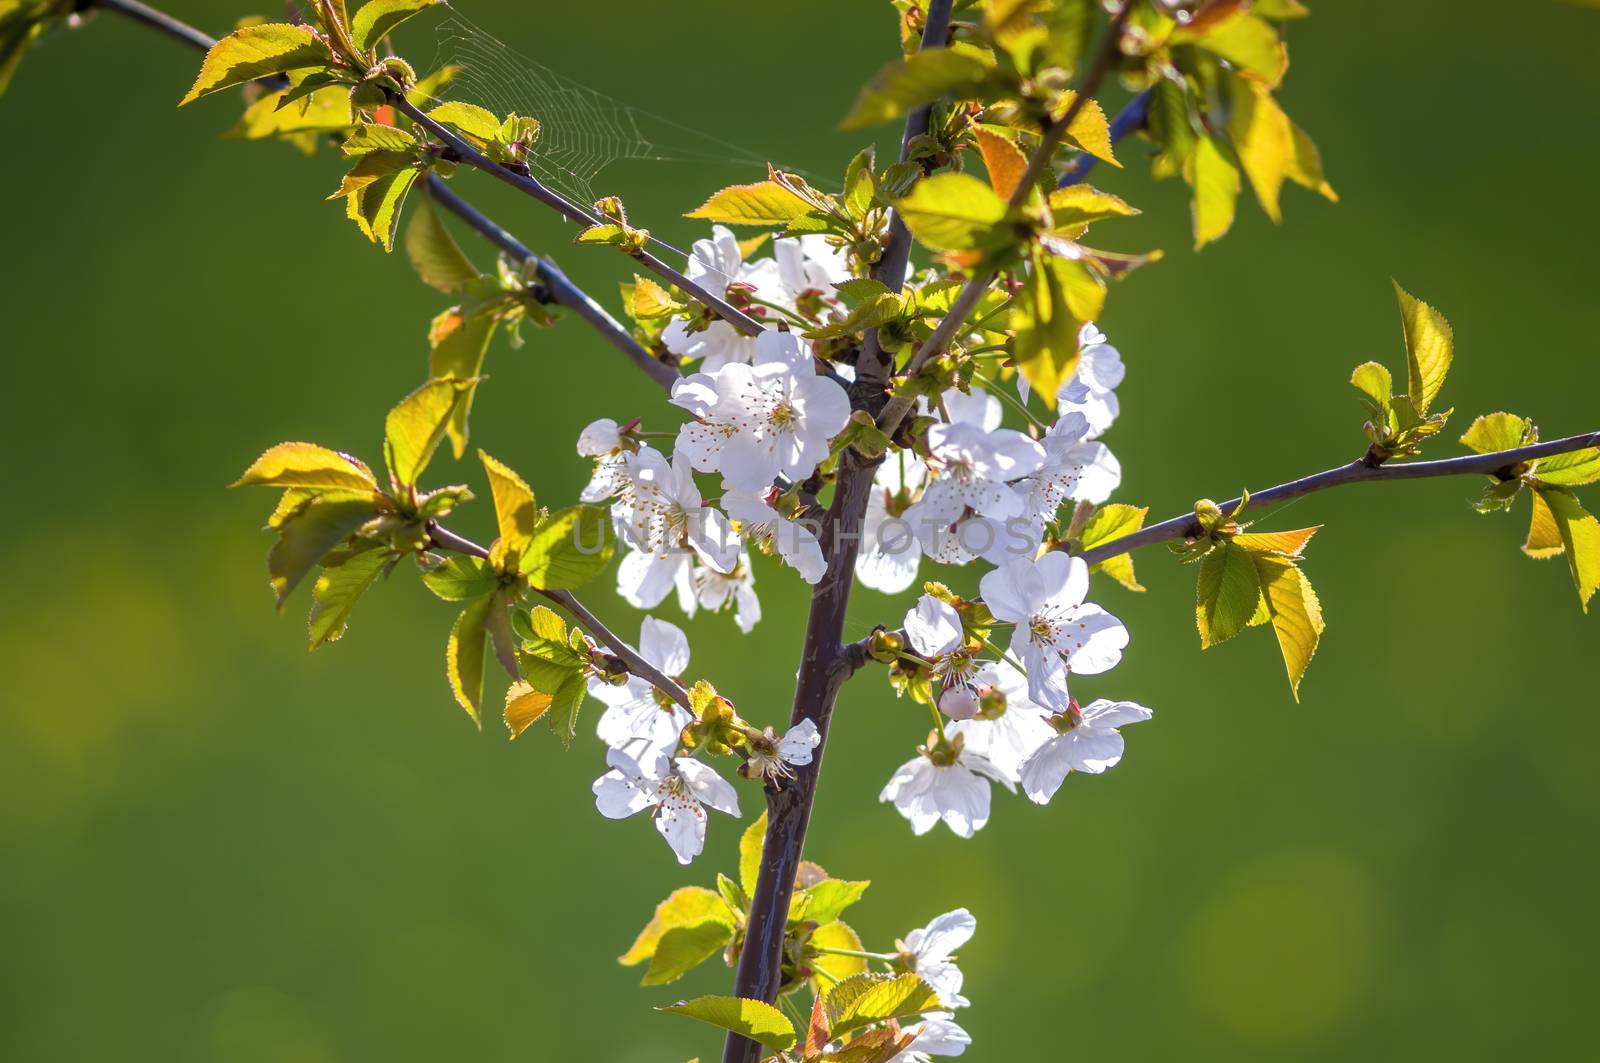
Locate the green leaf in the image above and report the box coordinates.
[502,680,552,738]
[807,920,867,994]
[1196,541,1263,648]
[796,879,869,927]
[824,973,941,1039]
[840,45,997,130]
[180,24,330,106]
[1186,135,1241,250]
[234,442,378,492]
[1524,489,1565,559]
[1539,488,1600,612]
[1174,11,1287,87]
[308,544,390,647]
[406,196,481,294]
[447,594,493,726]
[478,450,539,564]
[1012,248,1085,406]
[1046,185,1139,231]
[425,308,497,459]
[1224,72,1293,222]
[421,554,497,601]
[739,812,767,897]
[644,920,736,986]
[1082,503,1147,591]
[1393,282,1454,417]
[342,122,418,155]
[1536,448,1600,487]
[685,181,815,225]
[1252,554,1325,701]
[268,496,377,608]
[351,164,422,252]
[384,377,475,488]
[1349,361,1393,413]
[519,505,614,590]
[1459,412,1534,455]
[1233,527,1320,559]
[620,886,734,967]
[895,172,1010,253]
[659,996,795,1053]
[224,85,353,145]
[350,0,442,54]
[426,100,503,143]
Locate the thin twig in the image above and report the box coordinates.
[393,97,767,337]
[425,523,692,710]
[839,429,1600,675]
[87,0,684,397]
[876,3,1135,437]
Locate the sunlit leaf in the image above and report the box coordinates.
[1540,487,1600,612]
[894,172,1010,252]
[1536,448,1600,487]
[406,197,480,294]
[478,450,539,562]
[519,505,614,590]
[825,973,940,1039]
[233,442,378,492]
[839,45,997,130]
[1524,489,1565,559]
[350,0,442,54]
[1233,527,1320,559]
[685,180,815,225]
[644,920,736,986]
[1186,136,1241,249]
[620,886,734,967]
[268,497,377,608]
[307,544,389,647]
[1252,554,1325,701]
[180,24,329,106]
[659,996,795,1053]
[974,127,1028,200]
[1393,282,1453,417]
[808,920,867,995]
[1196,541,1263,648]
[738,811,767,897]
[502,680,552,738]
[1224,73,1292,222]
[446,593,492,726]
[384,377,475,488]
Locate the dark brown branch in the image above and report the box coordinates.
[876,3,1135,437]
[425,522,692,711]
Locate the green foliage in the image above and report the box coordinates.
[686,180,819,225]
[520,506,615,590]
[515,605,591,746]
[822,973,940,1039]
[329,131,428,251]
[179,24,332,106]
[894,172,1012,254]
[384,377,476,490]
[349,0,442,54]
[308,544,391,647]
[1079,503,1147,591]
[659,996,796,1053]
[839,44,999,130]
[1352,284,1455,461]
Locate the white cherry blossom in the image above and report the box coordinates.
[612,446,739,590]
[722,486,827,584]
[903,423,1045,564]
[1056,322,1124,438]
[899,1013,972,1062]
[742,718,821,784]
[592,744,740,865]
[1019,698,1153,804]
[979,552,1129,712]
[898,908,976,1009]
[856,452,927,594]
[576,417,630,502]
[689,551,762,633]
[660,225,760,372]
[880,739,1011,838]
[590,617,693,751]
[671,331,851,492]
[949,659,1056,783]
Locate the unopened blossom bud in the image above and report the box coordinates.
[867,627,904,663]
[938,684,982,721]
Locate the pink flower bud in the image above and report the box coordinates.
[939,684,982,721]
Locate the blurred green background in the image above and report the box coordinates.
[3,1,1598,1060]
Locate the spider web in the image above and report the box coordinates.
[426,8,799,213]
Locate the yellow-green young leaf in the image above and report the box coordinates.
[1539,488,1600,612]
[808,921,868,995]
[1224,73,1292,222]
[738,811,767,897]
[502,680,552,738]
[268,497,377,608]
[1012,249,1088,407]
[1233,527,1320,559]
[1524,489,1565,559]
[519,505,614,590]
[342,122,417,156]
[1393,282,1454,417]
[540,668,589,749]
[825,974,941,1039]
[421,554,495,602]
[1148,76,1200,181]
[1252,555,1325,701]
[224,86,353,144]
[477,450,538,561]
[408,62,460,106]
[350,164,422,252]
[643,920,736,986]
[1196,541,1264,648]
[620,886,733,967]
[180,24,329,105]
[659,996,795,1053]
[446,594,493,726]
[1082,504,1147,592]
[384,377,475,488]
[1094,554,1144,592]
[1175,11,1287,87]
[427,308,496,458]
[426,100,503,143]
[1286,120,1338,201]
[1186,135,1241,250]
[685,181,815,225]
[1349,361,1393,410]
[526,604,569,644]
[974,126,1028,200]
[350,0,442,54]
[1055,92,1119,166]
[630,275,682,318]
[233,442,378,491]
[1459,412,1534,454]
[406,197,480,294]
[839,45,997,130]
[307,545,389,648]
[1046,185,1139,231]
[1536,448,1600,487]
[896,172,1010,252]
[799,879,869,926]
